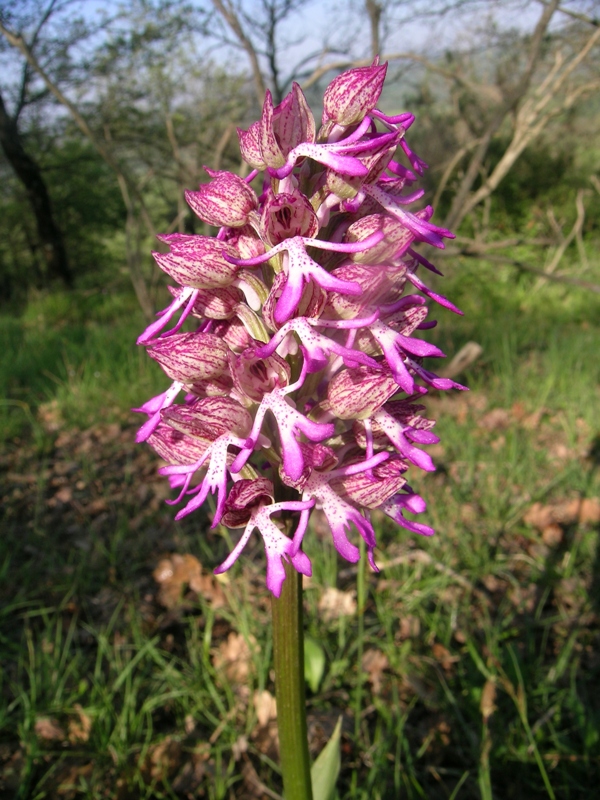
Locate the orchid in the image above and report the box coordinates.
[135,60,465,799]
[136,60,464,600]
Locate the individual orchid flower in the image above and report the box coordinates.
[363,186,454,249]
[214,498,315,598]
[226,230,384,324]
[296,451,390,570]
[255,313,380,373]
[160,431,249,524]
[365,318,445,394]
[231,355,335,482]
[157,397,254,524]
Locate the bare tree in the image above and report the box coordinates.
[0,0,73,286]
[1,0,248,316]
[210,0,315,104]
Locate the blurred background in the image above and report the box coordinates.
[1,1,599,797]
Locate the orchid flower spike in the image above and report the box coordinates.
[135,60,464,595]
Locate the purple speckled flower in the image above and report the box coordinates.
[135,62,464,597]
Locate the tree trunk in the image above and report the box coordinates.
[0,91,72,286]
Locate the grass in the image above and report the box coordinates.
[1,262,599,798]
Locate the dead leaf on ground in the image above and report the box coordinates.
[231,735,248,761]
[153,553,225,609]
[68,705,92,744]
[53,486,73,504]
[478,408,511,431]
[579,498,600,524]
[184,714,196,735]
[85,498,108,515]
[362,649,389,695]
[482,575,504,593]
[432,642,459,673]
[212,632,259,684]
[253,690,277,728]
[140,737,182,783]
[522,409,547,430]
[524,498,600,531]
[397,615,421,640]
[38,399,64,432]
[460,503,478,523]
[171,744,209,794]
[541,523,564,547]
[317,587,357,621]
[251,716,279,761]
[34,717,65,742]
[549,442,577,462]
[250,689,279,761]
[241,757,278,798]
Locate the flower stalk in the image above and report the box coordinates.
[271,560,313,800]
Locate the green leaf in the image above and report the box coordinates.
[304,637,326,693]
[311,716,342,800]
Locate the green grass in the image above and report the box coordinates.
[0,289,164,443]
[1,266,599,798]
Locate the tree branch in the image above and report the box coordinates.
[443,0,561,230]
[448,250,600,293]
[211,0,267,105]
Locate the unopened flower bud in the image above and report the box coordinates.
[323,62,387,126]
[147,423,209,465]
[186,169,258,227]
[148,332,230,384]
[253,85,317,170]
[153,235,241,288]
[328,365,398,420]
[162,396,252,440]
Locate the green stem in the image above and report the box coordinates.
[352,537,366,796]
[272,561,313,800]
